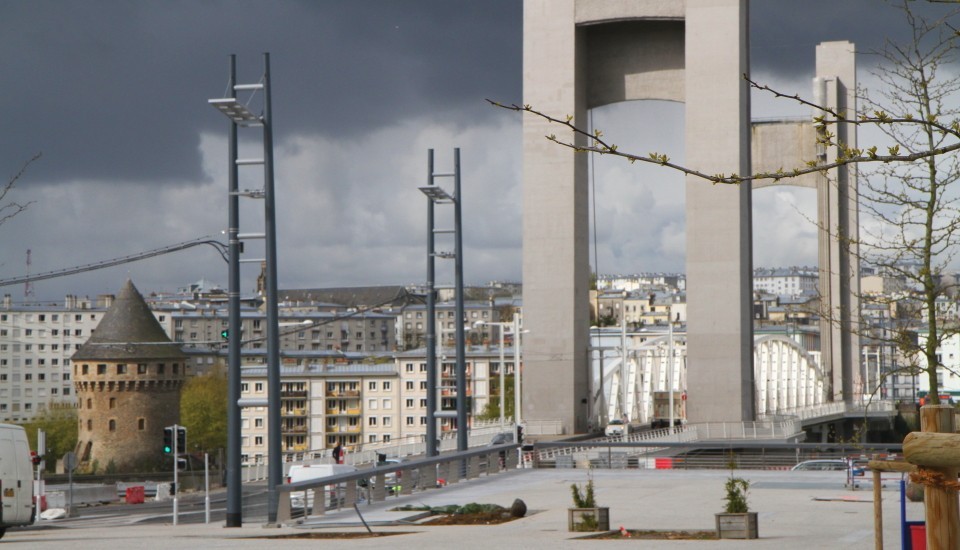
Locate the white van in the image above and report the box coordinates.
[0,424,34,537]
[286,463,357,510]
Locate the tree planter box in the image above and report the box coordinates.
[715,512,758,539]
[568,507,610,532]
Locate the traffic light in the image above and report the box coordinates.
[163,426,174,455]
[176,426,187,453]
[220,329,229,340]
[30,451,41,466]
[176,457,187,471]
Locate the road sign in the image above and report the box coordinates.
[63,451,77,472]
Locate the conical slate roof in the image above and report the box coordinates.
[72,279,186,361]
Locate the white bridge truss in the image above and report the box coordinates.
[590,330,826,427]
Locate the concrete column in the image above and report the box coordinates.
[684,0,754,423]
[815,41,860,404]
[522,0,590,435]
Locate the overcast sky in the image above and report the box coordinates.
[1,1,957,302]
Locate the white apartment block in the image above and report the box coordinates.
[0,294,108,422]
[238,346,517,462]
[753,267,818,297]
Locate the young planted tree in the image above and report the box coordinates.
[855,3,960,405]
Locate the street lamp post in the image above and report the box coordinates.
[512,312,522,425]
[208,53,279,527]
[419,149,466,453]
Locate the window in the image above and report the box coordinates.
[382,398,391,409]
[368,381,377,391]
[420,416,427,425]
[405,381,414,390]
[383,416,392,427]
[116,364,127,375]
[157,364,165,375]
[241,383,249,392]
[97,364,106,375]
[254,436,263,446]
[138,364,147,374]
[109,398,116,409]
[368,435,378,443]
[24,329,31,336]
[406,416,414,426]
[87,419,93,431]
[382,381,391,391]
[420,381,428,390]
[24,374,31,381]
[255,418,263,428]
[74,329,82,336]
[420,399,427,408]
[368,399,378,410]
[255,383,264,392]
[138,418,145,430]
[368,417,377,426]
[109,419,116,432]
[383,434,391,443]
[420,363,427,372]
[405,399,414,408]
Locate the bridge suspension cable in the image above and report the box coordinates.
[0,236,228,289]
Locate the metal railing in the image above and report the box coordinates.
[275,442,521,525]
[529,440,904,471]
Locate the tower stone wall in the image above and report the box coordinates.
[72,279,186,472]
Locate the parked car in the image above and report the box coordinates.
[604,419,629,437]
[364,457,420,493]
[487,432,515,446]
[790,459,848,471]
[286,463,357,510]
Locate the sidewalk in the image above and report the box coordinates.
[7,468,923,549]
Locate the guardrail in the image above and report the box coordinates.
[275,443,521,525]
[529,440,904,470]
[758,400,897,423]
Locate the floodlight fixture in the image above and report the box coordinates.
[208,98,262,127]
[419,185,454,203]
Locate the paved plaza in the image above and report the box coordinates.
[7,468,924,549]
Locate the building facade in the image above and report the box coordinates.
[0,294,108,422]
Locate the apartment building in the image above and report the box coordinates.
[239,363,400,463]
[753,267,818,297]
[237,345,517,462]
[396,301,501,351]
[0,294,108,422]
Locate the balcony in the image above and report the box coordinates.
[281,390,308,398]
[281,408,306,417]
[325,408,361,416]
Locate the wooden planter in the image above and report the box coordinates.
[568,507,610,532]
[716,512,758,539]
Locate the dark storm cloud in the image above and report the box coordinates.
[751,1,960,78]
[1,0,521,185]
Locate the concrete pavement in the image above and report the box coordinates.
[7,468,924,549]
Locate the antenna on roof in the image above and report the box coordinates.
[24,249,33,299]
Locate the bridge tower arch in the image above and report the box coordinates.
[521,4,858,434]
[522,0,753,434]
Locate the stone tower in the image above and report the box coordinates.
[72,279,186,472]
